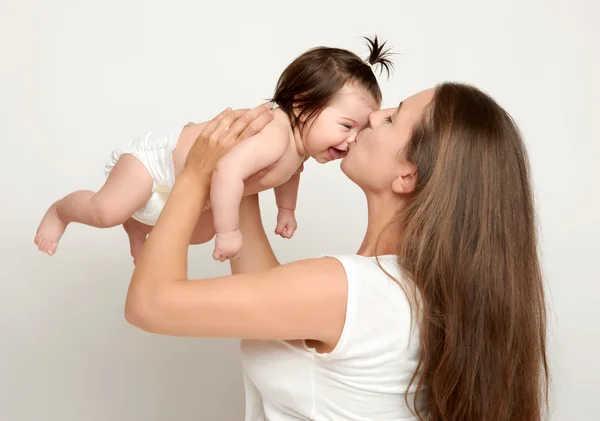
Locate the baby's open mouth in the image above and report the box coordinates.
[328,147,347,160]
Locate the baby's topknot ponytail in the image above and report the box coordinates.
[363,35,395,78]
[271,36,394,132]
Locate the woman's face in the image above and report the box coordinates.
[340,88,435,194]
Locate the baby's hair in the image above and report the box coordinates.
[271,35,395,134]
[363,36,394,77]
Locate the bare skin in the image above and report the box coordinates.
[35,83,375,261]
[33,112,305,260]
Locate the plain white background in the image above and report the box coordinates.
[1,0,598,419]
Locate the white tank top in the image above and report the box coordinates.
[240,254,426,420]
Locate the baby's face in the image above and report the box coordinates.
[302,83,379,163]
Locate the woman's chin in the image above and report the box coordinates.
[339,156,351,175]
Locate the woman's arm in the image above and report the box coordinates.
[230,194,280,275]
[126,107,258,299]
[125,105,348,348]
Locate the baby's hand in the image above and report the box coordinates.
[275,208,297,239]
[213,229,243,261]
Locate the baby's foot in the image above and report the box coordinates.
[34,203,67,255]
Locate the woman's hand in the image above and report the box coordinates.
[126,103,347,345]
[183,103,274,186]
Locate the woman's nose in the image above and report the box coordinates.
[368,110,382,128]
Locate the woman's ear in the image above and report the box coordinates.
[391,164,417,194]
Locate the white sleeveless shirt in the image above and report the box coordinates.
[239,254,426,420]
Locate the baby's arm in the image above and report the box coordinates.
[273,164,304,239]
[210,121,289,260]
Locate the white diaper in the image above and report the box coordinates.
[104,125,184,226]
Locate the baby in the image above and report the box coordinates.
[34,36,393,261]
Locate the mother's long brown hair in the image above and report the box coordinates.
[396,82,549,420]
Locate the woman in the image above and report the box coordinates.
[125,84,549,420]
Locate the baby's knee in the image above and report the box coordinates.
[90,197,129,228]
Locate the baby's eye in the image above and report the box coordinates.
[385,116,393,123]
[341,123,352,129]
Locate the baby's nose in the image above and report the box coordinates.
[335,142,349,151]
[345,132,359,146]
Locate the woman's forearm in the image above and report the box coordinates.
[230,194,280,274]
[127,171,209,304]
[121,106,345,343]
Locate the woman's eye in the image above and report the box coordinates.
[385,116,393,123]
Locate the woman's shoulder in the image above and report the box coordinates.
[291,253,399,280]
[316,253,408,304]
[309,254,416,359]
[327,253,413,310]
[270,253,410,325]
[324,253,402,280]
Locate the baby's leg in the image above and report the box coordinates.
[122,218,149,264]
[35,154,153,255]
[121,208,215,264]
[124,208,215,245]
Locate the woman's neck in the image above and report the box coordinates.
[357,193,404,257]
